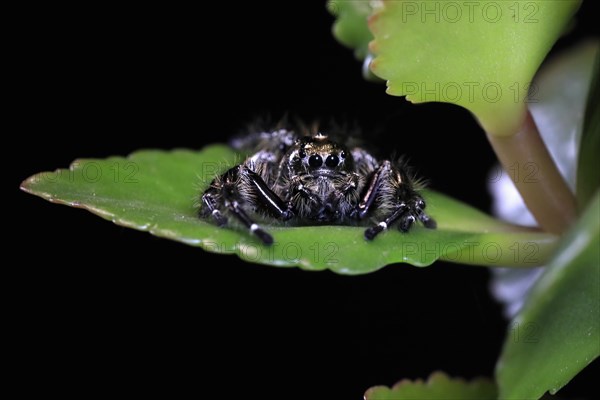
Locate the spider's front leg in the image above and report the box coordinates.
[373,195,437,237]
[201,165,292,245]
[410,198,437,230]
[353,160,392,219]
[357,161,436,240]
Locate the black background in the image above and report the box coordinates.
[15,2,598,398]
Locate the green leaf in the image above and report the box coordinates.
[577,44,600,209]
[21,145,557,274]
[369,0,581,137]
[328,0,374,60]
[365,371,497,400]
[496,190,600,399]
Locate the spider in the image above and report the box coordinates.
[200,128,436,245]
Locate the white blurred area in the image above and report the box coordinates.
[488,169,544,318]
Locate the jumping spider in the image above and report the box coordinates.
[200,128,436,245]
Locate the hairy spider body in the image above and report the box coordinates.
[200,129,436,245]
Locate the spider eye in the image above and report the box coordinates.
[340,151,346,159]
[299,148,306,158]
[309,154,323,168]
[325,154,339,168]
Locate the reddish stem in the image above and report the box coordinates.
[486,111,577,234]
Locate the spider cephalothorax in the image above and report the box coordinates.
[200,129,436,245]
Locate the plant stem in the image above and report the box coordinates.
[486,110,577,234]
